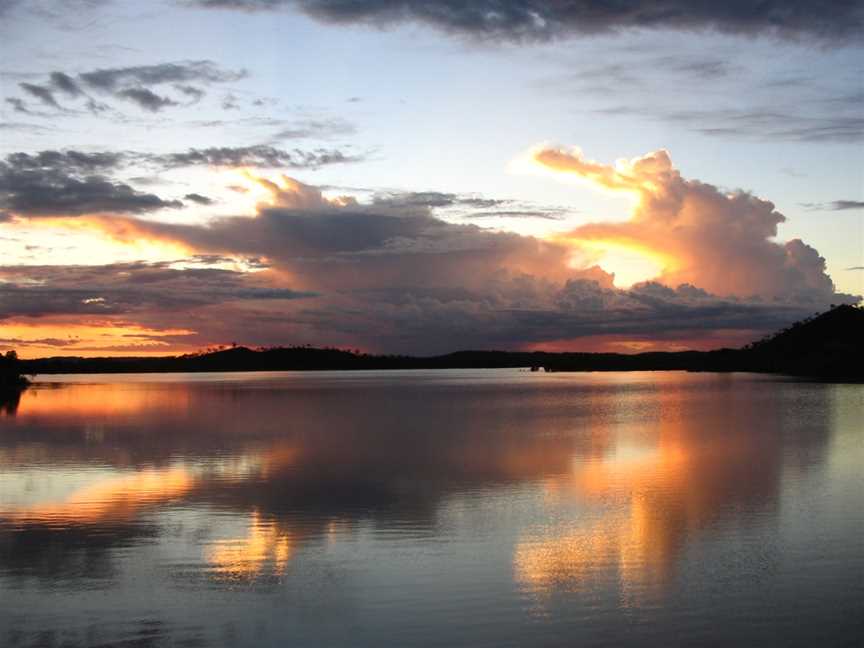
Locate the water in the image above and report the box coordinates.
[0,370,861,647]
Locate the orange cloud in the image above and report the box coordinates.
[530,146,837,300]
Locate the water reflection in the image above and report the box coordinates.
[0,371,857,646]
[515,383,807,602]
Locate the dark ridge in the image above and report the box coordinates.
[14,305,863,381]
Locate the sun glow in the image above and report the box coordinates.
[0,319,198,358]
[560,237,671,287]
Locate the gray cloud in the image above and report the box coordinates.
[184,192,214,205]
[5,98,38,115]
[594,106,864,144]
[155,145,363,169]
[174,84,205,102]
[371,190,571,220]
[0,261,315,320]
[79,60,246,92]
[0,151,181,217]
[49,72,83,97]
[184,0,864,44]
[19,82,62,109]
[7,61,246,115]
[800,200,864,211]
[116,87,179,112]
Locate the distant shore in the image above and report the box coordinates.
[13,305,863,381]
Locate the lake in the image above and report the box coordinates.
[0,370,861,647]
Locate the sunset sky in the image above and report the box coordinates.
[1,0,862,357]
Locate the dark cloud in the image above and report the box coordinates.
[49,72,83,97]
[184,0,864,44]
[116,87,179,112]
[0,151,181,217]
[184,192,214,205]
[800,200,864,211]
[6,150,127,173]
[174,84,206,102]
[19,82,62,109]
[78,60,246,92]
[155,145,363,169]
[0,261,315,320]
[7,61,245,116]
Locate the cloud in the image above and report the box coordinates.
[65,170,855,354]
[78,61,246,92]
[530,146,848,302]
[0,261,314,320]
[116,87,179,112]
[6,61,246,116]
[19,82,62,110]
[154,145,363,169]
[593,106,864,144]
[271,118,357,140]
[0,151,181,217]
[184,192,214,205]
[184,0,864,44]
[800,200,864,211]
[5,98,39,116]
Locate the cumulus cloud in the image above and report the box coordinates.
[184,0,864,44]
[56,169,854,354]
[531,146,845,302]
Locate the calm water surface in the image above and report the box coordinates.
[0,370,861,647]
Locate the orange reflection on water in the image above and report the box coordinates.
[515,384,781,603]
[3,466,195,526]
[207,510,294,580]
[18,383,192,418]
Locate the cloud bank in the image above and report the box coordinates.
[12,157,842,355]
[186,0,864,44]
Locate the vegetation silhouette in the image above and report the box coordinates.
[15,304,863,380]
[0,350,29,414]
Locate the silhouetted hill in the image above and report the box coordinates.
[15,305,863,380]
[742,304,863,378]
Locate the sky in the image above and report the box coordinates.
[0,0,862,357]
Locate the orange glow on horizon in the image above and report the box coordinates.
[0,318,199,359]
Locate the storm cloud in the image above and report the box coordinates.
[65,169,855,353]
